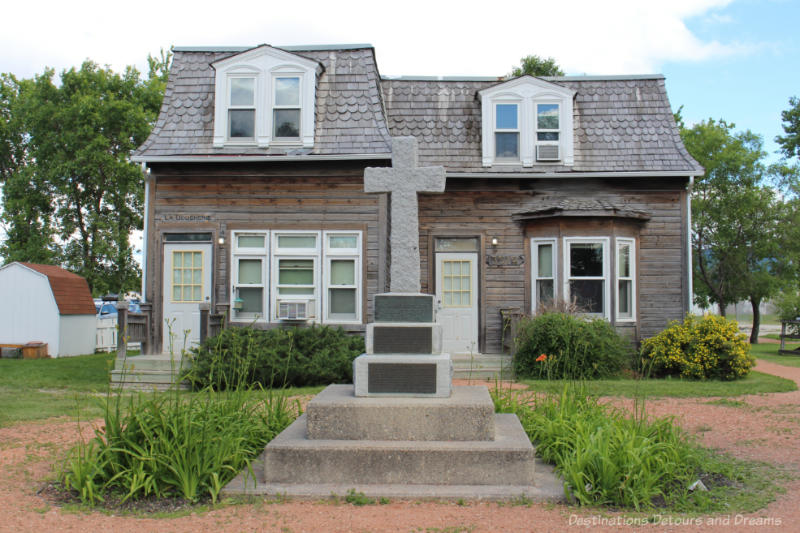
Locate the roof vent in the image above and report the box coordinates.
[536,145,560,161]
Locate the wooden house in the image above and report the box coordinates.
[132,44,702,355]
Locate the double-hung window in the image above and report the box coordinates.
[494,103,520,161]
[565,238,609,316]
[228,77,256,140]
[273,76,301,139]
[231,232,268,321]
[324,232,361,323]
[536,103,560,142]
[532,238,557,310]
[273,232,319,320]
[616,239,635,321]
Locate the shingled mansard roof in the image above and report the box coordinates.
[133,44,702,175]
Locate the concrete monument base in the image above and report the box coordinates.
[353,353,452,397]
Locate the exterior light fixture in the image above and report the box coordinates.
[218,236,225,245]
[491,237,499,246]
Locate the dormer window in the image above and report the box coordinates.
[273,76,300,139]
[229,77,256,139]
[212,45,318,149]
[495,103,520,161]
[479,76,575,167]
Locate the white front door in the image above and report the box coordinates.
[436,252,479,354]
[163,243,212,353]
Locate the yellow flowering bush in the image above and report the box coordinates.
[641,314,755,380]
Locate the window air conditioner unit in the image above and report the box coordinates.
[277,300,313,320]
[536,145,560,161]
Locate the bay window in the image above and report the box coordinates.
[532,238,557,310]
[616,239,635,321]
[565,239,609,316]
[531,235,635,322]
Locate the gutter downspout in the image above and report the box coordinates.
[141,163,149,301]
[687,175,694,314]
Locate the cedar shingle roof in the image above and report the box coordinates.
[134,45,702,175]
[134,46,392,158]
[20,263,95,315]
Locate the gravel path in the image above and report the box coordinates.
[1,361,799,532]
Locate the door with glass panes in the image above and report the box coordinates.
[435,252,479,354]
[162,243,212,352]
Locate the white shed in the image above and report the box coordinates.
[0,262,97,357]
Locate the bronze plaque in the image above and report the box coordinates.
[372,326,432,354]
[368,363,437,394]
[374,295,434,323]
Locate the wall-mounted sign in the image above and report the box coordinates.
[486,254,525,267]
[157,214,213,222]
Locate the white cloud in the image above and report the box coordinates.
[2,0,753,78]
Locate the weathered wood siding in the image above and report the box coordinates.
[145,161,386,352]
[418,177,689,353]
[144,163,688,355]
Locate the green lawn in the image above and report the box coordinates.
[521,370,796,398]
[0,353,325,428]
[0,352,116,427]
[751,341,800,368]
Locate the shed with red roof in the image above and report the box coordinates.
[0,262,96,357]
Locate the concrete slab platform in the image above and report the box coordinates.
[261,413,536,486]
[224,454,564,503]
[307,384,495,441]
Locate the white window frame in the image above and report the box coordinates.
[212,46,317,149]
[227,75,257,141]
[271,74,302,143]
[230,231,269,323]
[531,238,558,311]
[535,101,561,145]
[616,238,636,322]
[478,77,575,167]
[563,237,610,319]
[272,230,321,322]
[323,231,362,324]
[493,101,521,163]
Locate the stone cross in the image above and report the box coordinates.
[365,137,446,293]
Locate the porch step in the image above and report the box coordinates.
[110,354,190,391]
[451,353,513,380]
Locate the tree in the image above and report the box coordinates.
[777,96,800,159]
[681,118,798,342]
[0,53,170,294]
[510,55,564,78]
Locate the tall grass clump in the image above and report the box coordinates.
[184,324,363,390]
[494,385,715,510]
[60,384,296,505]
[60,323,299,505]
[514,312,632,380]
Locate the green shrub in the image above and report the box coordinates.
[495,386,707,510]
[184,324,364,390]
[641,314,755,381]
[513,312,632,380]
[61,387,296,504]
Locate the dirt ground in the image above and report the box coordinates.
[2,362,799,532]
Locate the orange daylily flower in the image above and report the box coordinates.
[536,354,547,362]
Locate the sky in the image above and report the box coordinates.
[1,0,798,258]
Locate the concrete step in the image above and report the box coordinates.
[114,355,188,372]
[306,385,495,441]
[110,369,181,384]
[261,413,534,486]
[453,368,514,380]
[109,381,190,392]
